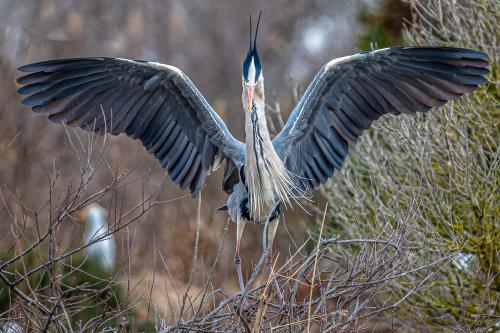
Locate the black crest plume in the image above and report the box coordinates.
[243,10,262,82]
[249,10,262,51]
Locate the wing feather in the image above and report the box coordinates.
[273,46,489,193]
[17,57,244,196]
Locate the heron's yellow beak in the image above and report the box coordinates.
[246,86,254,113]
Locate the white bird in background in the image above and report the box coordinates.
[80,203,116,271]
[0,322,22,333]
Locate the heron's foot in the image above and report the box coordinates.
[266,253,286,308]
[271,273,286,308]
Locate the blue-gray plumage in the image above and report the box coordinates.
[273,47,489,193]
[17,59,245,196]
[17,16,489,299]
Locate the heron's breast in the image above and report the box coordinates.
[257,162,277,203]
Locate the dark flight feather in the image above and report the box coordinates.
[17,58,245,196]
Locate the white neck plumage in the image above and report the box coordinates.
[243,83,295,219]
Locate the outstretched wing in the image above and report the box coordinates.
[273,47,489,193]
[17,58,245,196]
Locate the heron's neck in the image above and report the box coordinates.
[244,96,291,216]
[243,78,272,161]
[245,98,274,159]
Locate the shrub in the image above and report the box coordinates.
[321,0,498,331]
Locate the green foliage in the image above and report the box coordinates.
[0,249,50,314]
[0,248,127,329]
[136,321,157,333]
[58,258,124,327]
[323,0,499,331]
[357,0,412,50]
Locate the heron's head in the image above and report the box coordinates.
[77,203,108,234]
[242,12,263,114]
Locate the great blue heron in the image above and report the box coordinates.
[16,14,489,299]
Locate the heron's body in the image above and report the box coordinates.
[241,77,294,222]
[16,15,489,298]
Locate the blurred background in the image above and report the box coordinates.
[1,0,497,332]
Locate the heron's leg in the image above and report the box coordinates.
[234,217,246,293]
[265,203,285,307]
[264,202,281,265]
